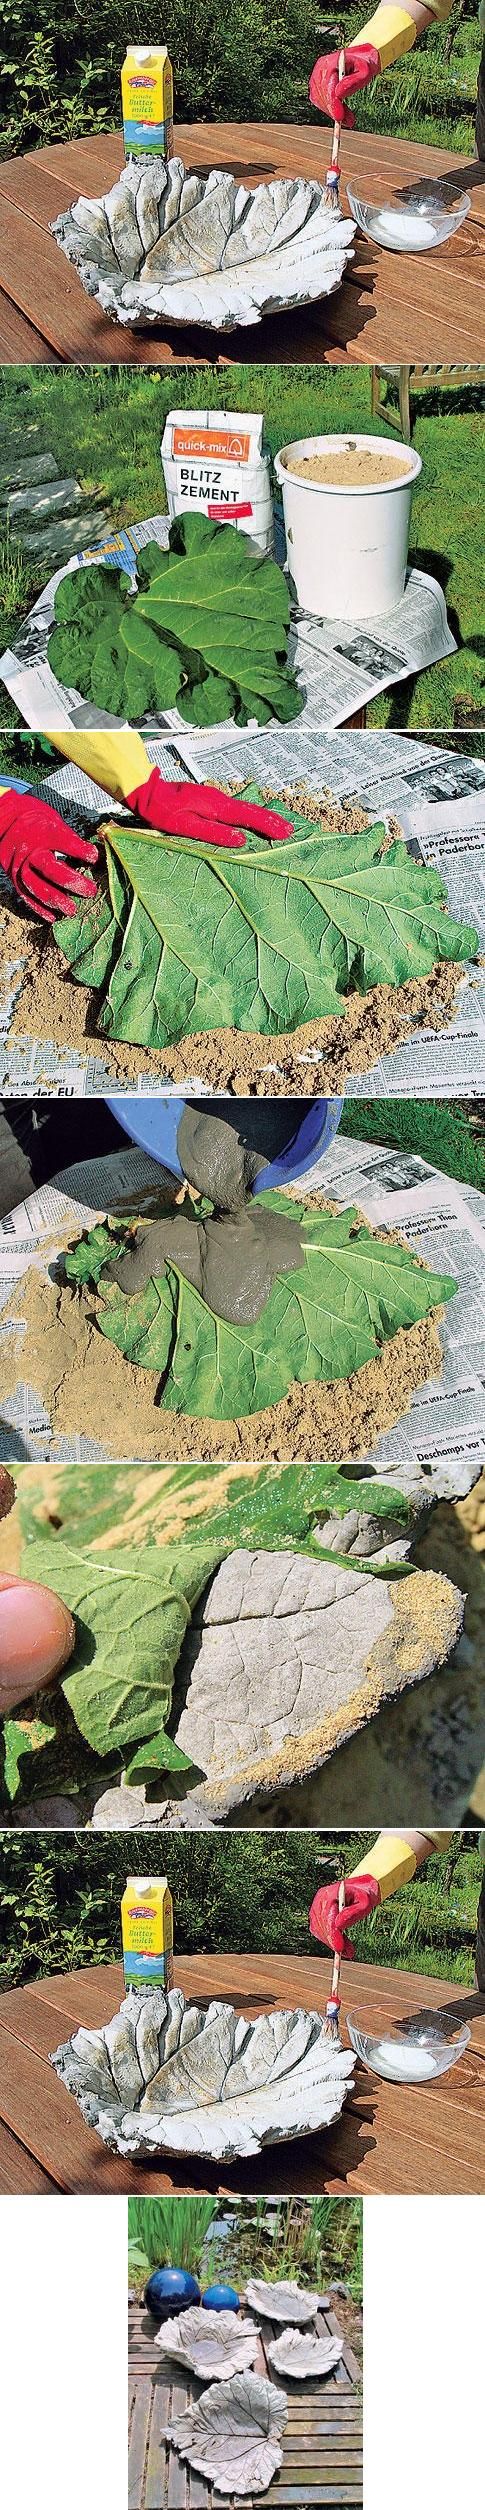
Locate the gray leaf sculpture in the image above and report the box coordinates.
[245,2279,321,2325]
[167,2370,288,2496]
[267,2328,344,2379]
[50,157,355,333]
[49,1985,354,2161]
[155,2306,259,2381]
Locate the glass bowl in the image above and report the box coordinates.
[346,182,471,254]
[346,2010,471,2084]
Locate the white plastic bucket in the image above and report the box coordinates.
[274,434,422,621]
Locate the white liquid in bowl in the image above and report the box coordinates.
[374,211,437,249]
[373,2039,438,2081]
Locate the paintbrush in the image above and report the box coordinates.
[325,1877,346,2037]
[324,48,346,210]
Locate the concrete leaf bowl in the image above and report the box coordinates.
[267,2328,344,2379]
[50,157,355,333]
[245,2279,321,2325]
[167,2370,288,2496]
[155,2306,259,2382]
[49,1984,354,2162]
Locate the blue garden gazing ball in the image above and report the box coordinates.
[144,2267,200,2323]
[202,2283,240,2313]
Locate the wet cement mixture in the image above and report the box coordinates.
[109,1105,305,1322]
[0,1188,445,1463]
[0,784,469,1096]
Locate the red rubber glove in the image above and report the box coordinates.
[0,789,98,923]
[309,46,380,129]
[309,1876,381,1959]
[125,770,294,848]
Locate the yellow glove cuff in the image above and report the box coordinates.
[358,6,418,66]
[352,1835,417,1898]
[46,726,151,805]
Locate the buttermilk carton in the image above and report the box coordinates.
[121,48,173,162]
[121,1876,174,1991]
[161,408,274,553]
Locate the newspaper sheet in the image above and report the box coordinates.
[0,509,456,737]
[0,1138,484,1467]
[1,730,483,1096]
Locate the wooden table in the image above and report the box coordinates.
[128,2294,363,2509]
[0,1954,483,2196]
[0,124,483,366]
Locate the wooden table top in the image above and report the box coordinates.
[0,123,483,367]
[128,2295,362,2508]
[0,1953,483,2197]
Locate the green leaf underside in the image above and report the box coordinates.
[64,1194,457,1422]
[55,789,478,1053]
[10,1463,411,1778]
[47,514,302,729]
[17,1459,411,1558]
[2,1711,57,1801]
[25,1537,216,1757]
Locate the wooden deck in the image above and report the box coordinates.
[0,124,483,366]
[0,1953,483,2196]
[128,2295,363,2508]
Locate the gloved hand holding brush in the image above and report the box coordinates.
[309,3,447,129]
[309,1831,452,1960]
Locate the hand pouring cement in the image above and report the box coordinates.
[108,1104,307,1324]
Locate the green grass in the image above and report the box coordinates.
[128,2196,218,2280]
[344,14,478,151]
[0,1830,481,1992]
[341,1100,485,1193]
[0,364,483,732]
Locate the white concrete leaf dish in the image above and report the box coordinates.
[50,156,355,332]
[49,1985,354,2161]
[167,2370,288,2496]
[245,2279,321,2325]
[267,2329,344,2379]
[155,2306,259,2381]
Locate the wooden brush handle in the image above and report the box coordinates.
[331,49,346,171]
[330,1877,346,2001]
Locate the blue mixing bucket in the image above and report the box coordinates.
[105,1096,343,1190]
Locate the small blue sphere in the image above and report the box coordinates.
[202,2283,240,2313]
[144,2267,200,2323]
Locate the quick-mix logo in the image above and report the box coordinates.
[173,428,251,463]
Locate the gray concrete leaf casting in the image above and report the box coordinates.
[167,2370,288,2497]
[49,1985,354,2162]
[267,2328,344,2378]
[51,157,355,333]
[155,2306,259,2381]
[173,1501,464,1816]
[245,2280,320,2326]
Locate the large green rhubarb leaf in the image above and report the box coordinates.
[134,514,302,724]
[55,792,478,1053]
[64,1193,457,1421]
[47,515,302,728]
